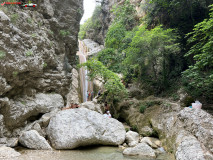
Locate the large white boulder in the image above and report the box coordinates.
[123,142,156,158]
[19,130,52,150]
[46,108,125,149]
[125,131,139,147]
[80,101,103,114]
[0,146,20,159]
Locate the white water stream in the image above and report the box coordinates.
[78,40,88,102]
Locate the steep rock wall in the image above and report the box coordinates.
[0,0,83,132]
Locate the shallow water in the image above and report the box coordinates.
[12,146,175,160]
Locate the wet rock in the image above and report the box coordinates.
[47,108,125,149]
[0,146,20,159]
[125,131,139,147]
[123,142,156,158]
[140,137,161,149]
[19,130,51,150]
[80,101,103,114]
[178,108,213,153]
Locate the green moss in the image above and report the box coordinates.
[26,50,33,57]
[43,62,47,68]
[59,30,70,37]
[31,33,37,38]
[125,128,130,132]
[0,50,6,59]
[21,101,26,105]
[27,18,33,24]
[10,13,19,24]
[13,71,18,77]
[48,30,54,35]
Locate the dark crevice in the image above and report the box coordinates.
[27,113,44,123]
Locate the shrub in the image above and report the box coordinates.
[59,30,70,37]
[139,105,147,113]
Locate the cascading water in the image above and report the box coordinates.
[78,41,88,102]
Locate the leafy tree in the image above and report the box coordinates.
[105,22,126,49]
[79,58,128,104]
[124,25,180,93]
[182,5,213,101]
[97,48,123,72]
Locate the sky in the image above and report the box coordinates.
[80,0,97,24]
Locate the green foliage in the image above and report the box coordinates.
[43,62,47,68]
[182,5,213,101]
[139,105,147,113]
[105,23,126,49]
[125,128,130,132]
[27,18,33,24]
[10,13,19,24]
[111,0,137,30]
[124,25,180,93]
[0,50,6,59]
[79,58,128,104]
[48,30,54,35]
[98,48,123,72]
[26,50,33,56]
[131,125,138,132]
[78,6,102,40]
[13,71,18,77]
[59,30,70,37]
[31,33,37,38]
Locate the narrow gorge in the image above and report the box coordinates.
[0,0,213,160]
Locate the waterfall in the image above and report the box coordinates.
[78,41,88,102]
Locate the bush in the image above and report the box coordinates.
[59,30,70,37]
[139,105,147,113]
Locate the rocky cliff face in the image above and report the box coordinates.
[85,0,146,45]
[0,0,83,136]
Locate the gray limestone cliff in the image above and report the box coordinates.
[0,0,83,137]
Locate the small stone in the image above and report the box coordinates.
[123,142,156,158]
